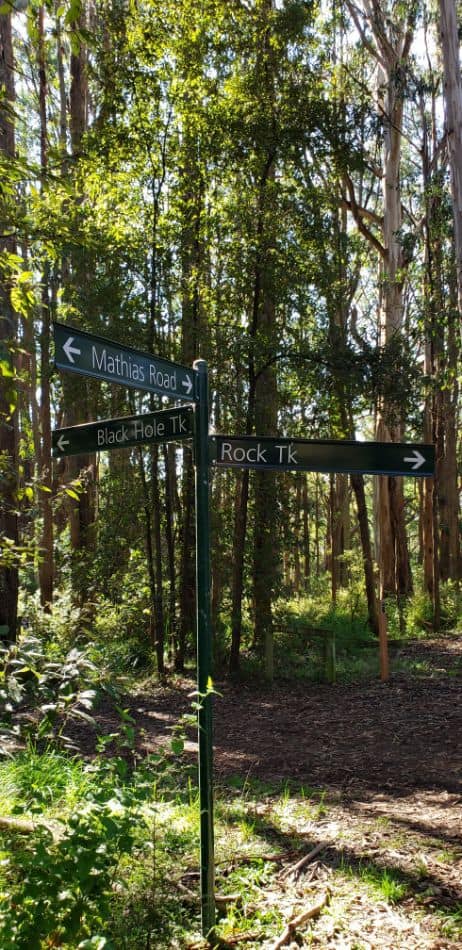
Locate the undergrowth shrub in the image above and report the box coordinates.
[0,634,101,755]
[0,726,196,949]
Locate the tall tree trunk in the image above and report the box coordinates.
[62,8,96,583]
[376,48,412,598]
[177,126,202,669]
[302,476,310,588]
[294,474,302,594]
[345,0,415,599]
[0,8,18,642]
[229,470,250,674]
[439,0,462,338]
[37,5,53,609]
[163,442,177,664]
[151,446,165,674]
[351,475,379,638]
[252,0,278,680]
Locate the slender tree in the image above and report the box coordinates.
[0,3,19,641]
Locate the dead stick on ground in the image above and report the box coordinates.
[279,841,326,881]
[270,889,331,950]
[0,815,62,840]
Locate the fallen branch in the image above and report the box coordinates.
[215,893,242,907]
[279,841,326,881]
[217,851,291,869]
[0,815,62,841]
[270,889,331,950]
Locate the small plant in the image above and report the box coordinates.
[342,859,408,904]
[0,634,100,754]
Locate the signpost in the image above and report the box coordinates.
[209,434,435,477]
[193,361,215,937]
[52,322,215,938]
[53,322,197,401]
[52,321,437,942]
[52,406,194,457]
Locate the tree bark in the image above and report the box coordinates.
[439,0,462,338]
[37,6,53,609]
[0,8,18,642]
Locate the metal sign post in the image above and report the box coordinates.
[52,323,215,936]
[52,322,437,939]
[193,360,215,937]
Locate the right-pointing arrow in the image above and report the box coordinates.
[182,374,193,395]
[57,434,70,453]
[403,449,425,470]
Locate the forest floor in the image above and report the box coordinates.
[82,635,462,949]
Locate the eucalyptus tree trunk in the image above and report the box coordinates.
[229,469,250,674]
[251,0,279,682]
[177,124,202,670]
[441,275,461,581]
[37,5,54,609]
[439,0,462,338]
[294,475,302,594]
[346,0,415,599]
[375,31,413,599]
[302,476,311,588]
[62,8,97,573]
[0,7,18,641]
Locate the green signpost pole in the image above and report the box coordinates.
[193,359,215,938]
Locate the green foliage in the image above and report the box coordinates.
[0,785,138,948]
[0,748,91,816]
[0,634,100,754]
[386,579,462,639]
[271,587,375,683]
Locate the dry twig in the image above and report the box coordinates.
[278,841,327,882]
[270,888,331,949]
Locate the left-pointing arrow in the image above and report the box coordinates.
[403,449,425,470]
[63,337,81,364]
[57,434,70,453]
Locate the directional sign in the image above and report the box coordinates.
[209,435,435,477]
[53,322,197,401]
[52,406,194,458]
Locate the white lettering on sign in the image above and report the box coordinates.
[97,425,130,446]
[133,419,165,441]
[171,413,188,434]
[220,442,268,464]
[149,365,177,392]
[92,346,145,383]
[275,443,298,464]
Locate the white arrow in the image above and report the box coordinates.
[181,374,193,395]
[57,434,70,453]
[403,449,425,470]
[63,337,81,364]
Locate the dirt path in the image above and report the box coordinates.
[88,636,462,948]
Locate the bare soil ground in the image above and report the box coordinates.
[85,636,462,948]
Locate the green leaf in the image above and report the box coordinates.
[0,359,14,379]
[65,489,80,501]
[171,736,184,755]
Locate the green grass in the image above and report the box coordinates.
[437,904,462,940]
[340,858,409,904]
[0,747,91,815]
